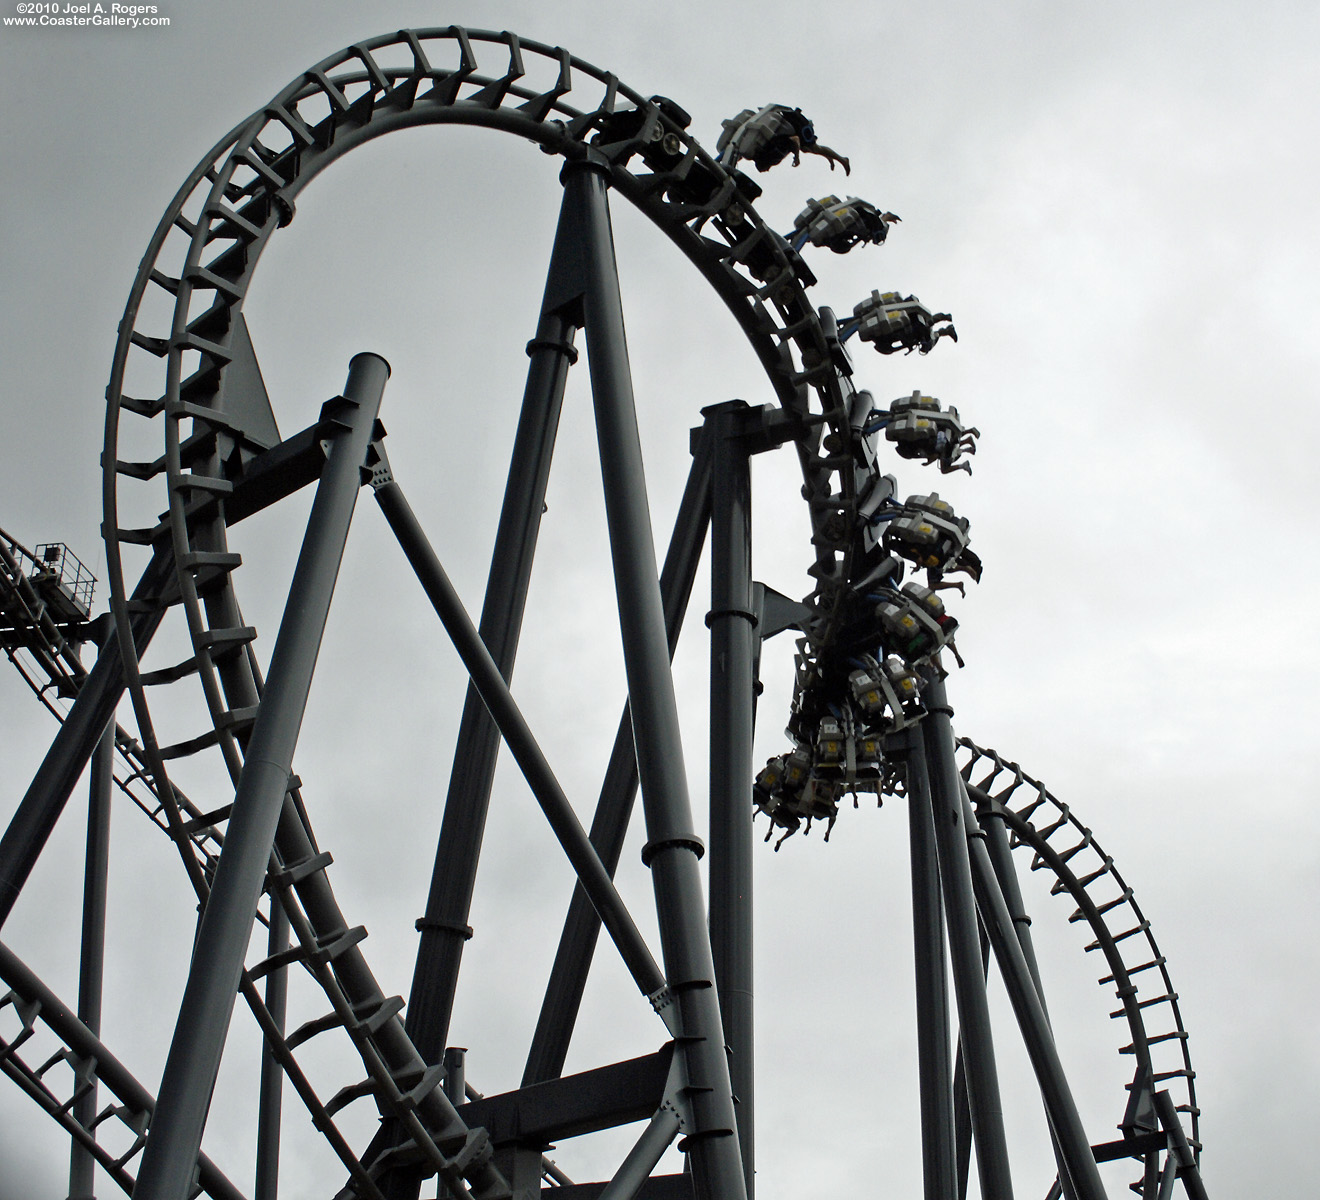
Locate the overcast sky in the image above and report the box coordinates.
[2,2,1317,1198]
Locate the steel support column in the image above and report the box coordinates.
[570,155,745,1200]
[372,475,665,998]
[524,431,713,1087]
[68,712,114,1200]
[254,899,289,1200]
[920,676,1015,1200]
[904,728,957,1200]
[405,182,583,1069]
[705,401,757,1196]
[132,353,388,1200]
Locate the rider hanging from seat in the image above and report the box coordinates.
[717,104,850,175]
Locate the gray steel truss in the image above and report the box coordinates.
[0,25,1209,1200]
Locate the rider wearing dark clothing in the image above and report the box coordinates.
[753,107,849,174]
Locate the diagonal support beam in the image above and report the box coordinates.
[371,472,666,1000]
[977,787,1082,1200]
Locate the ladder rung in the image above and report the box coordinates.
[166,399,248,438]
[219,706,259,734]
[1071,859,1114,889]
[265,101,317,148]
[178,803,233,837]
[1100,956,1165,985]
[1087,920,1149,951]
[115,523,167,547]
[349,995,404,1038]
[183,264,243,303]
[1152,1068,1194,1083]
[115,457,165,481]
[1035,810,1072,841]
[197,626,257,654]
[130,331,169,357]
[314,926,367,963]
[1070,891,1133,923]
[148,268,180,296]
[272,850,334,889]
[235,146,290,192]
[204,199,263,241]
[1056,832,1093,862]
[158,728,224,761]
[169,474,233,497]
[119,394,165,418]
[247,943,305,982]
[138,656,199,686]
[157,711,249,762]
[399,1062,445,1110]
[306,68,353,115]
[1120,1030,1188,1053]
[325,1077,376,1117]
[179,551,242,596]
[177,332,232,365]
[287,1010,343,1051]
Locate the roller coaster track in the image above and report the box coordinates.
[0,25,1208,1200]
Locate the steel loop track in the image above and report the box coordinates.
[103,28,859,834]
[97,27,867,1195]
